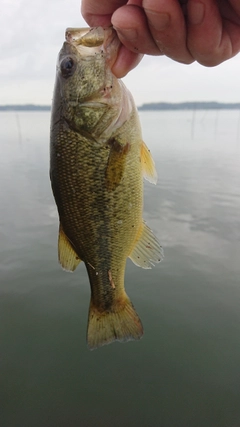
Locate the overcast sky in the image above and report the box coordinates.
[1,0,240,107]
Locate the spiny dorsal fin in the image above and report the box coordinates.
[141,141,157,184]
[129,221,164,269]
[58,224,81,272]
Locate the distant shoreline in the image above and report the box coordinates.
[0,105,51,111]
[138,102,240,111]
[0,102,240,111]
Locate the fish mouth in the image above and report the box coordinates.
[65,27,120,65]
[65,27,104,47]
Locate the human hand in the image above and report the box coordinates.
[81,0,240,77]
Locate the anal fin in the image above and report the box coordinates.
[58,224,81,272]
[129,221,164,269]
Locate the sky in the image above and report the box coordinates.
[1,0,240,107]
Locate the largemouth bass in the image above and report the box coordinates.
[50,27,163,350]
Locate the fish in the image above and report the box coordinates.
[50,26,163,350]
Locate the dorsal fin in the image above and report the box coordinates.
[129,221,164,269]
[141,141,157,184]
[58,224,81,272]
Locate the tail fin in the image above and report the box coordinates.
[87,297,143,350]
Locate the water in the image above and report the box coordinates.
[1,110,240,427]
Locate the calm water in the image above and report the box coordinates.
[1,110,240,427]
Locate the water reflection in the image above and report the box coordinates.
[1,110,240,427]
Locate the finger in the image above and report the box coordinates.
[218,0,240,56]
[219,0,240,25]
[187,0,240,65]
[142,0,194,63]
[112,5,162,55]
[81,0,127,27]
[111,46,143,77]
[81,0,143,78]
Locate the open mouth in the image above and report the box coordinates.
[65,27,119,60]
[66,27,104,47]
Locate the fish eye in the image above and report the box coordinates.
[60,56,75,78]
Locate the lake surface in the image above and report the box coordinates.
[1,110,240,427]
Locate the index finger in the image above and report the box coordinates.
[81,0,127,26]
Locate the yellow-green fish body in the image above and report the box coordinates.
[50,27,163,349]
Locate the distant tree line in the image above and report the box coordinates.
[1,102,240,111]
[0,105,51,111]
[138,102,240,110]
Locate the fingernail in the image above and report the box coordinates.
[145,11,170,31]
[114,27,137,41]
[188,1,205,25]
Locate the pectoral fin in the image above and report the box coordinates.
[105,139,130,191]
[129,221,164,269]
[141,141,157,184]
[58,224,81,272]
